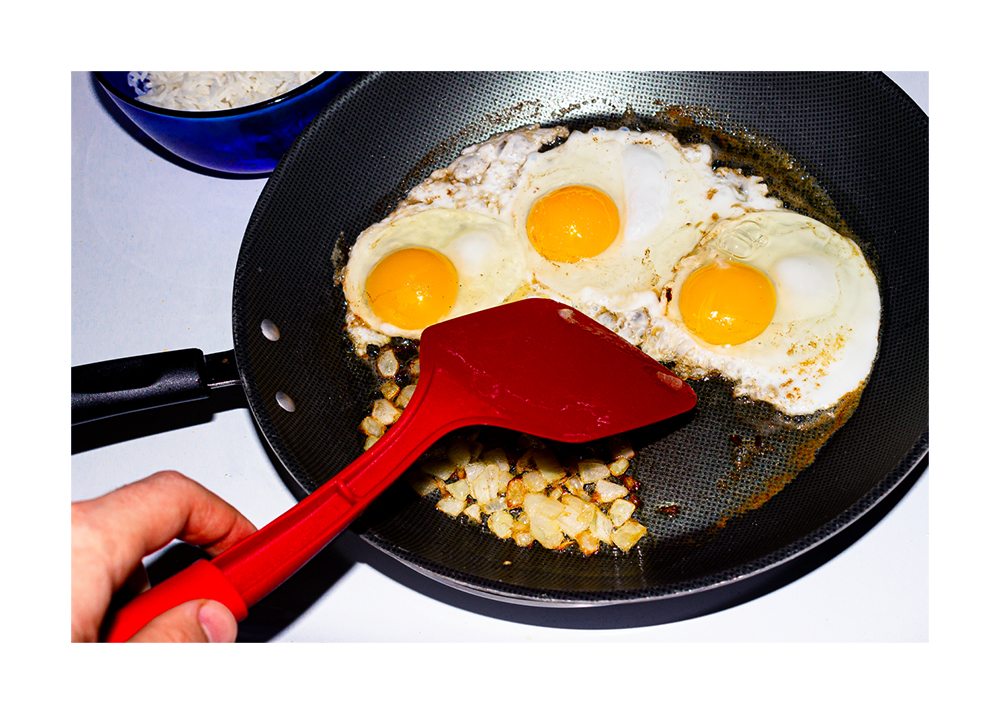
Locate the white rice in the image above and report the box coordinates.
[126,71,322,111]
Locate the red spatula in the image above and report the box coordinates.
[104,298,696,641]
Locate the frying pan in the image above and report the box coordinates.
[76,72,928,607]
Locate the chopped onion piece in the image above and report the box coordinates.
[523,493,563,521]
[594,479,629,503]
[395,383,416,408]
[379,381,400,400]
[376,348,399,378]
[528,512,564,549]
[446,479,470,502]
[505,477,527,508]
[609,458,630,477]
[371,398,401,425]
[436,496,466,517]
[557,495,590,537]
[611,520,647,552]
[487,463,511,496]
[488,510,515,538]
[592,510,613,544]
[482,447,510,473]
[466,462,493,503]
[482,497,507,514]
[608,498,636,527]
[513,530,535,547]
[360,416,384,437]
[580,501,599,527]
[577,459,611,483]
[576,530,600,556]
[522,471,547,493]
[564,476,588,499]
[534,449,566,482]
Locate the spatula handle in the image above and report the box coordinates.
[102,368,485,642]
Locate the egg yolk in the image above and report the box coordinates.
[678,260,776,345]
[365,247,459,330]
[526,185,620,263]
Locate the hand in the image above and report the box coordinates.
[72,471,257,643]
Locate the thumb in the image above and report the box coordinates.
[127,600,238,643]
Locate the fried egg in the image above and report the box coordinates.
[649,210,881,415]
[342,208,527,344]
[340,125,879,417]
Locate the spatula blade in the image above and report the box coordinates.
[418,298,696,442]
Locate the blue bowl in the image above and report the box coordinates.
[94,71,363,176]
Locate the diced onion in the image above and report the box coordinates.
[380,381,400,400]
[608,498,636,527]
[376,348,399,378]
[505,478,527,508]
[436,496,466,517]
[395,384,416,408]
[611,520,647,552]
[371,398,401,425]
[609,458,630,477]
[405,430,649,555]
[594,479,629,503]
[488,510,515,538]
[522,471,547,493]
[577,459,611,483]
[446,479,471,501]
[360,416,384,437]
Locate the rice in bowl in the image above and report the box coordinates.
[127,71,322,112]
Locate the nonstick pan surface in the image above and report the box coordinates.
[232,72,927,604]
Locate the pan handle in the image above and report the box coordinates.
[71,349,240,425]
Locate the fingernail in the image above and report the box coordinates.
[198,600,237,643]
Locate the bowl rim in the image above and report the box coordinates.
[94,71,341,119]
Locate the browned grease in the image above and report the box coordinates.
[717,382,865,529]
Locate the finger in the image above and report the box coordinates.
[127,600,238,643]
[74,471,257,595]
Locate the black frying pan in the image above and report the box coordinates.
[76,72,928,606]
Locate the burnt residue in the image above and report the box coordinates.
[721,432,775,486]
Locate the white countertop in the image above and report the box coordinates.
[70,71,929,642]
